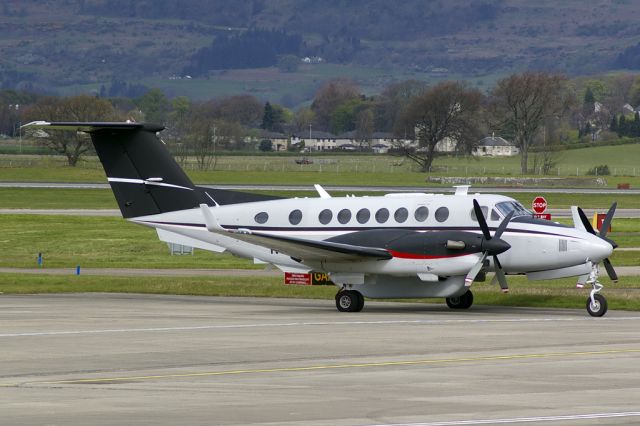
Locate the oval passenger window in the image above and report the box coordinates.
[255,212,269,224]
[375,208,389,223]
[435,207,449,223]
[289,209,302,225]
[319,209,333,225]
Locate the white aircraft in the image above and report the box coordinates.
[24,121,619,316]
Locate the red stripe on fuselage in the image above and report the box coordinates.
[387,250,472,260]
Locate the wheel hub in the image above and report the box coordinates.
[339,295,352,309]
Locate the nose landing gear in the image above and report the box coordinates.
[584,265,608,317]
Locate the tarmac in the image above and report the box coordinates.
[1,293,640,425]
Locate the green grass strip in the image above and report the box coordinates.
[1,274,639,312]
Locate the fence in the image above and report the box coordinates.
[0,154,638,177]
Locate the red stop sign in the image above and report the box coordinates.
[532,196,548,214]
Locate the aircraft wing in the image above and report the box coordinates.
[199,205,391,262]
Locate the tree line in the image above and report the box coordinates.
[10,71,640,173]
[185,29,304,75]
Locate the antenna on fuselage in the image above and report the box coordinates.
[314,184,332,199]
[454,185,470,196]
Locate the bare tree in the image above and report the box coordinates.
[489,72,569,174]
[355,108,374,148]
[293,107,315,132]
[531,117,564,175]
[24,95,117,166]
[376,79,428,132]
[183,102,219,171]
[217,95,263,126]
[394,81,482,172]
[181,101,248,170]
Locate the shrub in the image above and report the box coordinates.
[587,165,610,175]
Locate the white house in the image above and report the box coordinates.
[291,130,337,151]
[472,136,519,157]
[371,143,389,154]
[434,136,457,152]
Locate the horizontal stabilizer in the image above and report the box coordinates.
[22,121,163,133]
[156,228,226,253]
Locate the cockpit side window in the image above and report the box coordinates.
[495,201,532,218]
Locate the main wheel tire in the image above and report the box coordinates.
[336,290,362,312]
[446,290,474,310]
[586,294,608,317]
[354,291,365,312]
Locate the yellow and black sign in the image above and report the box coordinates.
[311,272,335,286]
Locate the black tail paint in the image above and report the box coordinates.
[28,122,281,218]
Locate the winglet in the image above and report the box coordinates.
[314,184,331,199]
[200,204,224,232]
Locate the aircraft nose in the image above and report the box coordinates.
[482,237,511,256]
[588,236,614,261]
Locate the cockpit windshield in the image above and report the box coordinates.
[495,201,532,218]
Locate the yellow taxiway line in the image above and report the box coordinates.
[2,348,639,388]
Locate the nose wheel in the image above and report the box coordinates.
[586,293,608,317]
[584,265,608,317]
[335,290,365,312]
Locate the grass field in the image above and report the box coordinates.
[1,185,640,210]
[2,142,640,187]
[1,273,638,312]
[0,215,256,269]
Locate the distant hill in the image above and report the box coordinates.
[3,0,640,103]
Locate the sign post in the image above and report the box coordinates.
[532,196,551,220]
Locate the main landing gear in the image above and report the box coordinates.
[335,290,365,312]
[446,289,474,310]
[584,265,608,317]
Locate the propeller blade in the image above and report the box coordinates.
[473,199,491,240]
[599,202,617,239]
[577,207,596,235]
[465,253,487,287]
[494,211,514,240]
[603,258,618,282]
[603,236,619,250]
[493,254,503,270]
[492,267,509,293]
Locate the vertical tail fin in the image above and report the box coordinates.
[22,121,285,217]
[23,121,202,218]
[90,123,202,218]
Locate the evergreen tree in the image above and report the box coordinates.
[619,115,627,136]
[258,139,273,152]
[610,115,618,133]
[633,112,640,137]
[583,87,595,105]
[261,102,274,130]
